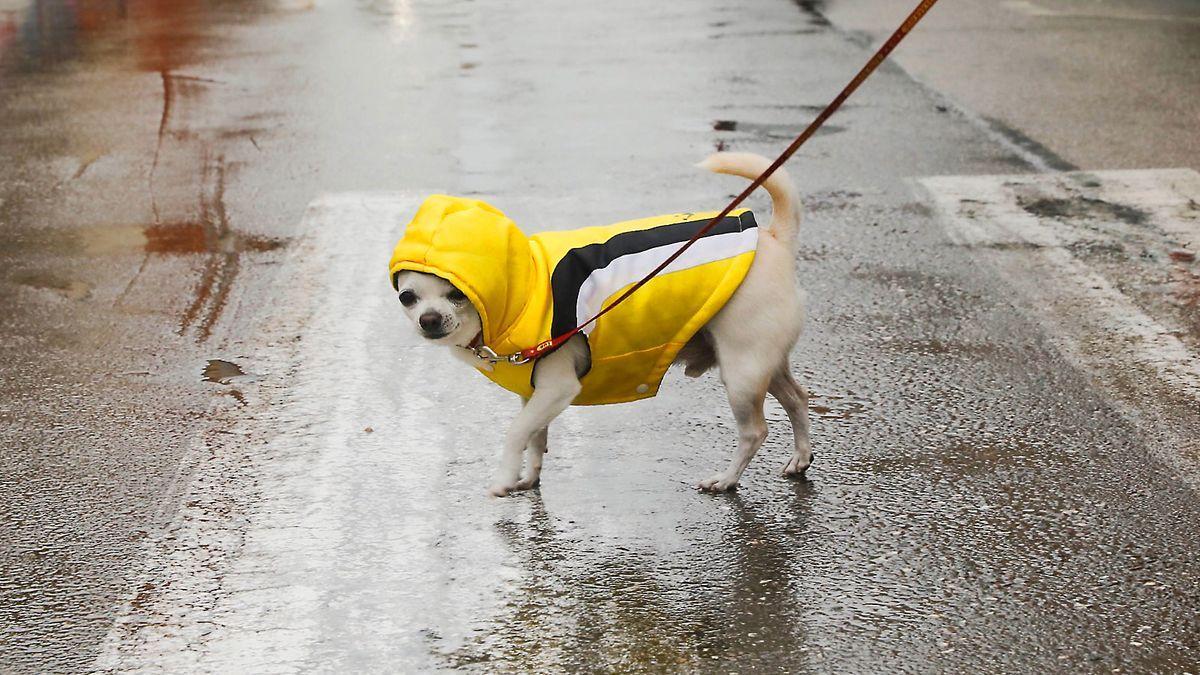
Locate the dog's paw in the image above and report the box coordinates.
[782,449,814,478]
[487,478,539,497]
[487,482,517,497]
[514,476,541,491]
[697,474,738,493]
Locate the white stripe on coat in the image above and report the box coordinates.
[575,228,759,335]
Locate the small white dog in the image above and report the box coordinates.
[391,152,810,496]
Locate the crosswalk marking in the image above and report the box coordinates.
[921,168,1200,484]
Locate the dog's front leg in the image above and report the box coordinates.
[510,395,549,491]
[488,350,580,497]
[515,424,548,491]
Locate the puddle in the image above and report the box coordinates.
[792,0,831,26]
[885,338,999,357]
[866,441,1029,479]
[851,266,945,288]
[805,189,862,211]
[201,359,260,385]
[713,103,846,114]
[808,394,872,419]
[712,119,844,139]
[9,220,285,258]
[710,28,821,39]
[12,271,91,300]
[73,222,286,256]
[202,359,255,407]
[1064,239,1127,258]
[981,241,1044,251]
[899,201,933,218]
[1016,195,1149,227]
[62,200,286,341]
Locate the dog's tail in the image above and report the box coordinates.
[698,152,800,250]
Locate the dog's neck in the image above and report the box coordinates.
[451,331,495,372]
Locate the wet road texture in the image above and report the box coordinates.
[1,0,1198,672]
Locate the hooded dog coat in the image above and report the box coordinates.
[389,195,758,405]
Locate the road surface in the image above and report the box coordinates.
[1,0,1198,672]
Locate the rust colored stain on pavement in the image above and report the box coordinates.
[0,0,284,671]
[170,152,289,341]
[143,221,283,255]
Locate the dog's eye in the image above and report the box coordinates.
[398,290,417,307]
[447,288,467,303]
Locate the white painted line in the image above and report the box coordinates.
[1082,168,1200,251]
[921,169,1200,486]
[1003,0,1200,24]
[921,169,1200,403]
[93,193,493,672]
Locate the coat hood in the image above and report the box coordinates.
[389,195,535,344]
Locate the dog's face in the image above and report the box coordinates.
[393,270,482,346]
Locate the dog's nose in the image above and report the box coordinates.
[418,312,442,332]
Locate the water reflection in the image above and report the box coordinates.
[446,489,818,671]
[0,0,253,74]
[13,0,83,67]
[2,0,112,70]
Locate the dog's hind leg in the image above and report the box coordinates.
[769,365,813,478]
[699,353,773,493]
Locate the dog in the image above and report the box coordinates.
[390,152,810,496]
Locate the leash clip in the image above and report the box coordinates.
[469,344,531,366]
[470,344,503,362]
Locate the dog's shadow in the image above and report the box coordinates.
[440,483,820,669]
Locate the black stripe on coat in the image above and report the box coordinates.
[548,211,757,338]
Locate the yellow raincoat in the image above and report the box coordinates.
[389,195,758,405]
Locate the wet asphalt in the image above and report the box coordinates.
[823,0,1200,172]
[1,0,1199,672]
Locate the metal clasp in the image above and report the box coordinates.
[467,344,531,366]
[470,344,503,362]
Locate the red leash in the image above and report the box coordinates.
[501,0,941,364]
